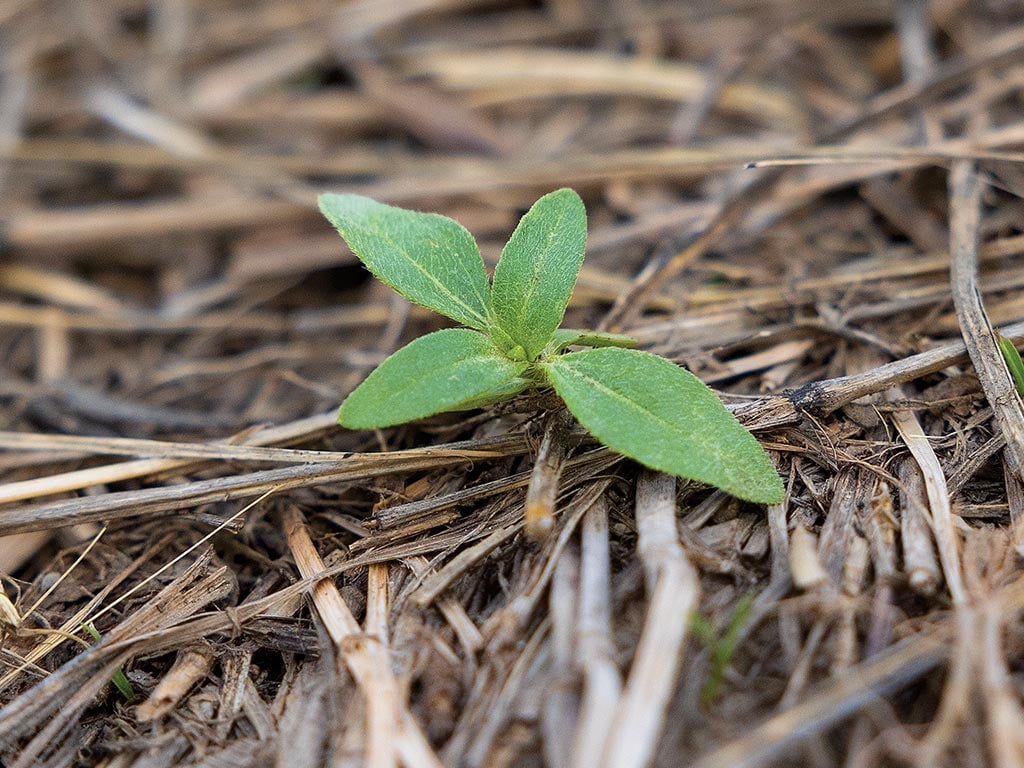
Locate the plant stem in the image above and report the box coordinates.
[524,409,574,539]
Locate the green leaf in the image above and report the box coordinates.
[319,193,492,329]
[700,592,755,707]
[996,331,1024,398]
[541,348,783,503]
[546,329,638,355]
[82,622,135,701]
[447,377,532,411]
[339,329,528,429]
[491,188,587,360]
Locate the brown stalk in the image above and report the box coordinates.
[603,471,699,768]
[570,495,622,768]
[282,507,441,768]
[524,409,574,540]
[948,159,1024,479]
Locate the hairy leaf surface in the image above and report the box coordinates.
[491,189,586,359]
[546,329,637,355]
[448,377,532,410]
[339,330,527,428]
[542,348,783,503]
[319,193,492,329]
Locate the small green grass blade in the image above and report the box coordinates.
[691,592,756,707]
[82,622,135,701]
[996,331,1024,398]
[704,592,755,706]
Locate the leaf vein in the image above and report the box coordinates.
[554,363,688,437]
[376,229,488,326]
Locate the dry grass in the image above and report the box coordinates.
[4,1,1024,766]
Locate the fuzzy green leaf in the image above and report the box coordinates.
[339,329,527,429]
[447,377,532,411]
[542,348,783,503]
[546,329,638,355]
[491,189,587,360]
[319,193,492,329]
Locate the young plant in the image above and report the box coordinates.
[319,189,784,504]
[82,622,135,701]
[690,592,756,707]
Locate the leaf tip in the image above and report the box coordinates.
[547,186,584,202]
[719,444,784,505]
[316,191,346,216]
[337,396,382,431]
[745,473,785,505]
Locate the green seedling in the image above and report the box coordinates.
[996,331,1024,399]
[690,592,755,707]
[82,622,135,701]
[319,189,783,504]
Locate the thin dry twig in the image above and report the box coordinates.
[948,159,1024,480]
[283,506,441,768]
[892,410,966,604]
[570,495,622,768]
[690,629,951,768]
[603,471,699,768]
[525,409,575,540]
